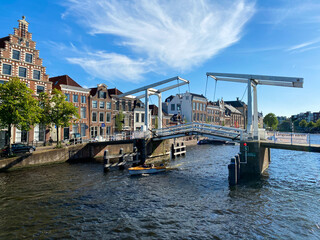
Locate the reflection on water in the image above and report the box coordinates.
[0,142,320,239]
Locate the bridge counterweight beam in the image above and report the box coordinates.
[253,85,259,140]
[145,89,149,131]
[247,79,253,137]
[158,93,162,129]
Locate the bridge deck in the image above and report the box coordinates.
[261,141,320,153]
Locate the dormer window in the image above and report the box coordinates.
[12,50,20,60]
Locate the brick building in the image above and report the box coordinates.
[89,84,113,139]
[49,75,90,141]
[108,88,135,133]
[0,16,52,146]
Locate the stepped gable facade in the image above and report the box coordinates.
[0,17,52,145]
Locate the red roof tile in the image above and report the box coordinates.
[49,75,82,88]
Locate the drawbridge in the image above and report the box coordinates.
[152,122,244,141]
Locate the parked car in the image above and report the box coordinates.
[1,143,36,156]
[69,133,82,144]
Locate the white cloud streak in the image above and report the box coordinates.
[63,0,255,81]
[287,38,320,52]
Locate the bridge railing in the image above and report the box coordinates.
[265,131,311,145]
[153,122,244,140]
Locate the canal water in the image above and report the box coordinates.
[0,140,320,239]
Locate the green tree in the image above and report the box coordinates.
[0,78,41,154]
[115,111,124,132]
[263,113,278,130]
[299,119,307,128]
[39,89,79,147]
[278,120,291,132]
[155,117,158,129]
[307,121,316,132]
[315,119,320,128]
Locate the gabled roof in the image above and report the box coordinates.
[0,36,10,49]
[49,75,82,88]
[108,88,123,97]
[165,95,174,102]
[224,99,246,108]
[225,104,241,114]
[190,93,206,99]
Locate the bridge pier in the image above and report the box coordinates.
[233,141,270,182]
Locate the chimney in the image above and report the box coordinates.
[236,97,239,101]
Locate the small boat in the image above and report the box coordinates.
[128,165,166,175]
[197,139,226,145]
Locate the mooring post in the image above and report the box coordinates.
[133,147,138,162]
[119,148,125,170]
[235,154,240,182]
[103,150,110,172]
[228,157,237,186]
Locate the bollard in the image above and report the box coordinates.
[228,157,237,186]
[119,148,125,170]
[103,150,110,172]
[235,154,240,182]
[133,147,139,162]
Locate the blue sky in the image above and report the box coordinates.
[1,0,320,117]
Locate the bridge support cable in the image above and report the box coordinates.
[206,72,304,140]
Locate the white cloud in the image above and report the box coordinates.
[287,38,320,52]
[63,0,255,80]
[66,52,152,83]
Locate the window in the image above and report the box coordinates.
[81,107,86,119]
[36,86,44,94]
[171,104,175,111]
[98,91,106,98]
[200,104,202,111]
[92,112,97,122]
[81,123,86,137]
[92,101,97,108]
[177,104,181,111]
[26,41,29,47]
[107,102,111,109]
[136,113,139,122]
[128,101,132,111]
[99,101,105,109]
[2,64,11,75]
[197,113,199,121]
[34,124,45,142]
[65,93,70,102]
[81,96,86,103]
[99,112,104,122]
[141,113,145,123]
[90,126,98,138]
[106,113,111,123]
[73,94,78,102]
[0,80,6,84]
[193,113,196,121]
[197,103,199,110]
[12,50,20,60]
[73,124,79,134]
[33,70,40,80]
[122,101,126,111]
[116,101,119,110]
[25,53,32,63]
[19,67,27,78]
[193,102,196,110]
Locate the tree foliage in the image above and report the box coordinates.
[263,113,278,130]
[115,111,124,132]
[278,120,291,132]
[39,89,79,146]
[0,78,41,153]
[299,119,307,128]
